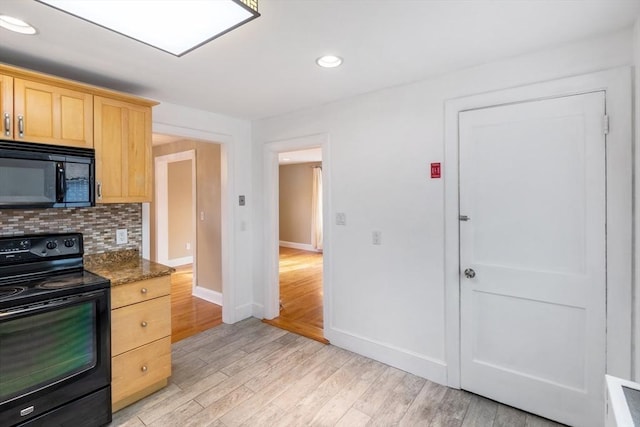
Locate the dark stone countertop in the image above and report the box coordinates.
[84,249,174,286]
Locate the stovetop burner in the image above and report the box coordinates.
[0,286,24,300]
[0,270,110,308]
[36,277,88,289]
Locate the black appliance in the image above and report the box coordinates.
[0,140,95,209]
[0,233,111,427]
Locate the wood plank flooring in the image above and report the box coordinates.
[109,318,566,427]
[263,247,327,344]
[171,265,223,343]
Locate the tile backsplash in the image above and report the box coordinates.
[0,204,142,254]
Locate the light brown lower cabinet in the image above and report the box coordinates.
[110,276,172,412]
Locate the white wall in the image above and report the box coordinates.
[252,28,634,383]
[151,102,253,324]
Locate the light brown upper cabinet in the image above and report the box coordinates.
[94,96,152,203]
[0,74,13,139]
[10,78,94,148]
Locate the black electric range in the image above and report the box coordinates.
[0,233,112,427]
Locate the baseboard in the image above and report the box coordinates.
[252,303,264,319]
[327,327,447,386]
[192,286,222,306]
[279,241,320,252]
[235,302,255,321]
[163,256,193,267]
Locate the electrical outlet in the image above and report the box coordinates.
[116,229,128,245]
[336,212,346,225]
[372,231,382,245]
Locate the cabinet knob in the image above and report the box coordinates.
[140,287,148,294]
[141,321,148,327]
[141,366,148,372]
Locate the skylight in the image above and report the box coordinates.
[37,0,260,56]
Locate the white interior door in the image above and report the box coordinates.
[459,92,606,427]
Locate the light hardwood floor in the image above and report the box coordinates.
[110,318,565,427]
[171,265,223,343]
[263,247,327,343]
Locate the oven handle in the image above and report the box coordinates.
[0,291,103,319]
[56,162,66,203]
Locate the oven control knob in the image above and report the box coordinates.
[46,241,57,250]
[64,239,75,248]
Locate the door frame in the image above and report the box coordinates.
[145,122,235,323]
[155,149,197,269]
[262,133,331,335]
[444,67,633,388]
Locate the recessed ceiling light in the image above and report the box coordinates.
[36,0,260,56]
[316,55,343,68]
[0,15,37,35]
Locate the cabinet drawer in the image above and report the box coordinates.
[112,337,171,405]
[111,276,170,309]
[111,295,171,356]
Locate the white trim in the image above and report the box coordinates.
[193,286,223,306]
[152,121,235,324]
[164,256,193,267]
[252,303,264,319]
[329,327,447,385]
[263,133,330,332]
[279,240,320,252]
[632,18,640,383]
[235,302,255,320]
[444,67,633,388]
[154,150,197,274]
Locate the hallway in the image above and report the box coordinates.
[263,247,326,343]
[171,265,223,343]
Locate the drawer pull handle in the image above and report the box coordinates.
[140,288,148,294]
[141,321,148,327]
[141,365,148,372]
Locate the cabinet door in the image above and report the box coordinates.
[94,96,152,203]
[0,74,13,139]
[13,79,93,148]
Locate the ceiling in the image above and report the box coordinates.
[1,0,639,121]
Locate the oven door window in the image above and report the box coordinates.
[0,301,97,403]
[0,158,56,205]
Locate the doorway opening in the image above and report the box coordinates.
[263,148,328,343]
[151,133,223,342]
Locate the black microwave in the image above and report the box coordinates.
[0,140,95,209]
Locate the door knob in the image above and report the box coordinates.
[464,268,476,279]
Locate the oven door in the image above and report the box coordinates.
[0,290,111,426]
